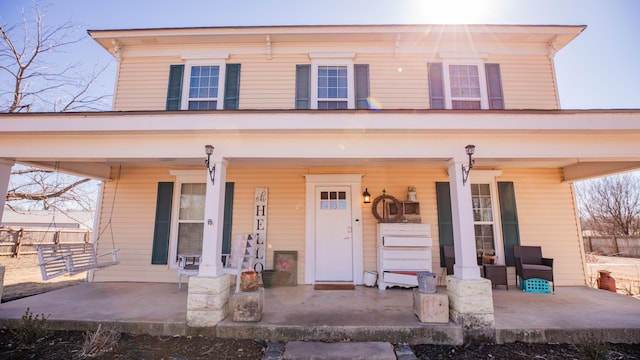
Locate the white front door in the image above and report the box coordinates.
[315,186,353,281]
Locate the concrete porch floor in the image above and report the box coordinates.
[0,282,638,345]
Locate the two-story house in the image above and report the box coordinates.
[1,24,639,330]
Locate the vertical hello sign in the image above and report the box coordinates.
[253,187,268,272]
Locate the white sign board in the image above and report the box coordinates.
[253,187,268,272]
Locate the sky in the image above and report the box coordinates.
[0,0,639,110]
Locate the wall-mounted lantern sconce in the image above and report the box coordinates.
[461,144,476,186]
[204,145,216,185]
[362,188,371,204]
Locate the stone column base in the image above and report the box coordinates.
[231,288,264,322]
[187,275,230,327]
[446,275,495,342]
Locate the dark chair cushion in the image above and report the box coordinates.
[522,264,552,271]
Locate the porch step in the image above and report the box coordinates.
[281,341,397,360]
[216,321,463,345]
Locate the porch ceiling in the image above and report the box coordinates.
[17,157,640,183]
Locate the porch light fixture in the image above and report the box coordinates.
[362,188,371,204]
[461,144,476,186]
[204,145,216,185]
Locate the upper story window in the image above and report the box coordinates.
[448,65,482,109]
[296,53,369,110]
[187,65,221,110]
[318,66,349,110]
[317,66,349,109]
[165,62,241,111]
[182,62,226,110]
[311,62,354,110]
[428,62,503,110]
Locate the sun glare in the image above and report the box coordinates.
[415,0,492,24]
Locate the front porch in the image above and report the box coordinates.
[0,282,638,345]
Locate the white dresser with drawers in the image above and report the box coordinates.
[377,223,432,290]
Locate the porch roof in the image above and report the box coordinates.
[1,109,639,181]
[3,109,639,134]
[88,24,586,60]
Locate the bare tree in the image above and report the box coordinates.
[5,164,99,227]
[0,0,111,112]
[575,173,640,236]
[1,1,109,215]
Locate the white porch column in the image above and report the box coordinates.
[199,157,228,276]
[447,158,481,280]
[187,157,230,328]
[446,158,495,341]
[0,160,15,225]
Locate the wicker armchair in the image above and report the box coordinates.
[514,245,554,292]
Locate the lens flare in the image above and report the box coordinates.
[366,97,383,111]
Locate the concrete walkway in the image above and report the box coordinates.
[281,341,397,360]
[0,282,638,345]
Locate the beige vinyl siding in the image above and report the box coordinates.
[492,55,559,110]
[93,166,191,282]
[93,165,584,287]
[361,167,448,273]
[113,56,181,111]
[227,167,306,284]
[112,52,559,111]
[232,54,308,109]
[497,169,585,286]
[356,54,429,110]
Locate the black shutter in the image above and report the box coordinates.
[224,64,241,110]
[354,64,370,109]
[498,182,520,266]
[428,63,445,109]
[295,64,311,109]
[485,63,504,110]
[436,182,454,267]
[151,182,174,264]
[222,182,235,255]
[166,65,184,110]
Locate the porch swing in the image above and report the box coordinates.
[37,165,121,280]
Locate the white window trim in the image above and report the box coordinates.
[168,170,207,269]
[470,170,504,265]
[181,61,227,110]
[310,59,355,110]
[441,60,489,110]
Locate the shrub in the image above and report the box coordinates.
[13,307,49,347]
[577,335,610,360]
[80,324,121,358]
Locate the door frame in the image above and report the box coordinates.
[304,174,364,284]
